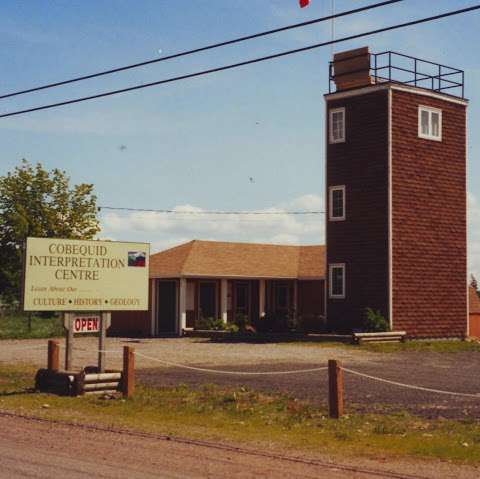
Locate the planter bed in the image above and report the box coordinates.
[182,329,351,343]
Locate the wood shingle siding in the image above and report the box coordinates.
[391,90,467,337]
[326,89,390,332]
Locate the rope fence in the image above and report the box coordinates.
[342,367,480,399]
[72,348,480,403]
[4,341,480,415]
[134,351,328,376]
[68,347,480,396]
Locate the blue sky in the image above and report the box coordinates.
[0,0,479,277]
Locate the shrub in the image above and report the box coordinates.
[195,317,226,331]
[234,313,250,332]
[363,307,390,332]
[252,310,300,333]
[225,323,239,333]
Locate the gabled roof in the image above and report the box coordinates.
[149,240,326,280]
[469,287,480,314]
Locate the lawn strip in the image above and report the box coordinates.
[277,339,480,353]
[360,340,480,353]
[0,313,64,340]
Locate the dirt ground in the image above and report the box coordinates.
[1,337,479,419]
[1,413,479,479]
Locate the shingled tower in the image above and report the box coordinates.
[325,47,468,337]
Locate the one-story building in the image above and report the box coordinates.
[111,240,326,336]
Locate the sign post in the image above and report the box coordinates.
[64,313,108,371]
[98,312,111,373]
[64,313,74,370]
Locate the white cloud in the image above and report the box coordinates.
[269,233,300,244]
[99,194,325,253]
[284,193,323,211]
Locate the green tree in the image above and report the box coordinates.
[0,160,100,303]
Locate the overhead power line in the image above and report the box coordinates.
[0,0,403,100]
[1,5,478,119]
[98,206,324,215]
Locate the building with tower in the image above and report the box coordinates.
[112,47,470,339]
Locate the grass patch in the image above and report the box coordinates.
[360,340,480,353]
[0,313,64,340]
[278,339,480,353]
[1,363,479,465]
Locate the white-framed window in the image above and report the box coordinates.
[329,107,345,144]
[329,263,346,299]
[329,185,346,221]
[418,106,442,141]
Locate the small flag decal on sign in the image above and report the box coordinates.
[299,0,310,8]
[128,251,146,267]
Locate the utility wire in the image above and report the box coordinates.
[1,4,477,119]
[0,0,403,100]
[98,206,324,215]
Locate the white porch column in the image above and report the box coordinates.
[259,279,266,317]
[221,279,228,323]
[179,278,187,335]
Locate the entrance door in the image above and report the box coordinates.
[235,282,250,318]
[157,281,177,333]
[274,282,290,318]
[199,282,217,319]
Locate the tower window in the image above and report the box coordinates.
[329,264,345,299]
[329,107,345,143]
[329,186,346,221]
[418,106,442,141]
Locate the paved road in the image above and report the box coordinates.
[0,414,478,479]
[1,337,480,418]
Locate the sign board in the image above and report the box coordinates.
[23,238,150,311]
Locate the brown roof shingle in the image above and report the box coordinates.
[469,287,480,314]
[149,240,325,279]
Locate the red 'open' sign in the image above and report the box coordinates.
[73,315,100,333]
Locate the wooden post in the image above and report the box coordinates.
[47,340,60,371]
[64,313,74,371]
[328,359,344,419]
[122,346,135,398]
[97,312,111,373]
[98,314,106,373]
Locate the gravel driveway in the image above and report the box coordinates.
[1,337,479,419]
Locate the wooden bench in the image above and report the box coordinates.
[353,331,407,345]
